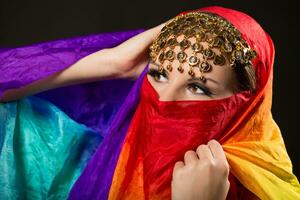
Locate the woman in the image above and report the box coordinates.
[1,6,299,200]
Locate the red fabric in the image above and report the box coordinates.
[109,6,274,199]
[136,76,255,199]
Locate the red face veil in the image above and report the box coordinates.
[108,6,300,200]
[140,75,252,199]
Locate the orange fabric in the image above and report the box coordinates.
[107,109,145,199]
[108,76,257,200]
[108,6,300,200]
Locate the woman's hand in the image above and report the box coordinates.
[110,22,166,80]
[171,140,230,200]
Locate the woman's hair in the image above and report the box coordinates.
[233,58,257,93]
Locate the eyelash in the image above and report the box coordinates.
[147,68,168,82]
[147,68,213,96]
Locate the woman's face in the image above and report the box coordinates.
[147,35,238,101]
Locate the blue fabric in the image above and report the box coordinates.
[0,28,147,200]
[0,29,145,136]
[0,96,102,199]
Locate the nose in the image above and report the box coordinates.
[158,84,179,101]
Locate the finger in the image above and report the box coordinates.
[196,144,214,161]
[148,20,171,41]
[183,150,198,165]
[207,139,227,162]
[173,161,184,177]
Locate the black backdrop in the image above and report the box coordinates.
[1,0,299,178]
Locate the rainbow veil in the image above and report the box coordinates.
[1,6,299,200]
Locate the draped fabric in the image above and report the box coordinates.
[0,96,102,199]
[0,29,144,134]
[107,75,256,200]
[0,5,299,200]
[0,30,146,199]
[105,6,300,200]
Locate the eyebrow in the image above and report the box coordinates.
[187,77,220,86]
[149,62,220,86]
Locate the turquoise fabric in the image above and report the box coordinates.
[0,96,103,200]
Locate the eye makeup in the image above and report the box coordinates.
[187,82,213,96]
[147,67,214,97]
[147,68,168,82]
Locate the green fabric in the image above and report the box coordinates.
[0,96,102,200]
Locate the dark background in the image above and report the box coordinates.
[1,0,299,178]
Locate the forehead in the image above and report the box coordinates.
[149,11,257,88]
[149,36,235,88]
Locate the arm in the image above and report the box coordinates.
[1,49,121,102]
[0,22,166,102]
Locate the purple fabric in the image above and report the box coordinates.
[0,29,146,135]
[0,28,150,199]
[68,66,148,200]
[0,29,144,97]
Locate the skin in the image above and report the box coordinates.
[171,140,230,200]
[1,21,233,200]
[147,34,237,101]
[147,35,236,200]
[0,22,166,102]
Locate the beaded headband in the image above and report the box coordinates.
[149,11,257,82]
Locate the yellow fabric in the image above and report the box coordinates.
[108,14,300,198]
[108,44,300,200]
[222,71,300,199]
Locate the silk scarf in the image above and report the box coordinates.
[106,6,300,200]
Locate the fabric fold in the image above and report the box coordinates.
[0,96,102,199]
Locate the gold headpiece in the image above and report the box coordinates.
[149,11,257,82]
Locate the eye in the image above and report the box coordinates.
[187,83,213,96]
[147,68,168,82]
